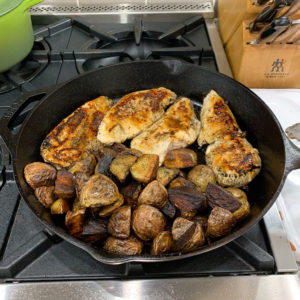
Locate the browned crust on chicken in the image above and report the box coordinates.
[206,137,261,187]
[97,87,177,145]
[131,97,200,164]
[198,90,243,146]
[40,96,112,168]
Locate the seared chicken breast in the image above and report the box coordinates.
[41,96,112,168]
[97,87,177,145]
[198,90,243,147]
[131,97,200,164]
[206,137,261,187]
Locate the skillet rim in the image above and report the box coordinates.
[13,60,287,264]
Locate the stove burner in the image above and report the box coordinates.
[0,40,49,94]
[73,16,207,74]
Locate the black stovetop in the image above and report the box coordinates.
[0,16,275,283]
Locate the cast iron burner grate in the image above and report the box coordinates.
[0,41,50,94]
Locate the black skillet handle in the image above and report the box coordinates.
[0,87,54,157]
[284,134,300,173]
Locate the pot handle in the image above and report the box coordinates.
[0,87,52,156]
[22,0,44,11]
[284,134,300,173]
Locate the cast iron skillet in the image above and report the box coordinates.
[0,60,299,265]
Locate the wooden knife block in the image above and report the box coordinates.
[218,0,300,45]
[225,20,300,88]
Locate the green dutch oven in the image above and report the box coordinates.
[0,0,43,72]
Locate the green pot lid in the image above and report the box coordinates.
[0,0,24,17]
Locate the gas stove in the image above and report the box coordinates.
[0,2,299,299]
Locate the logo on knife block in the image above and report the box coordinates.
[271,59,284,72]
[264,58,289,79]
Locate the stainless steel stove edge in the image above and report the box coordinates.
[1,272,300,300]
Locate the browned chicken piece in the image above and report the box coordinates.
[206,137,261,187]
[41,96,113,168]
[97,87,177,145]
[131,98,200,164]
[197,90,243,147]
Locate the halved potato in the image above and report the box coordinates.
[51,198,70,214]
[120,181,142,207]
[169,177,195,189]
[138,180,168,209]
[54,170,75,199]
[110,153,137,183]
[104,236,143,255]
[164,149,197,168]
[80,174,120,208]
[156,167,180,186]
[226,187,250,222]
[34,186,55,208]
[98,194,124,217]
[130,154,159,183]
[107,205,131,239]
[68,154,96,176]
[187,165,216,192]
[151,231,173,255]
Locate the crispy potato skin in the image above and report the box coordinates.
[74,172,90,196]
[54,170,75,199]
[207,207,236,238]
[104,236,143,255]
[130,154,159,183]
[138,180,168,209]
[108,205,131,238]
[151,231,173,255]
[24,162,56,189]
[120,181,142,207]
[80,174,120,208]
[99,194,124,217]
[226,188,250,222]
[34,186,55,208]
[65,206,85,238]
[187,165,216,192]
[156,167,180,186]
[164,149,197,169]
[132,204,166,241]
[169,177,195,189]
[68,154,96,176]
[172,217,205,252]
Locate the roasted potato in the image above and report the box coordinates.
[207,206,236,238]
[169,177,195,189]
[122,148,143,158]
[151,231,173,255]
[108,205,131,238]
[138,180,168,209]
[156,167,180,186]
[161,201,176,219]
[99,194,124,217]
[132,204,166,241]
[54,170,76,199]
[65,205,85,238]
[164,149,197,169]
[206,183,242,212]
[73,172,90,196]
[226,188,250,222]
[120,181,142,207]
[168,186,206,218]
[95,152,115,177]
[172,217,205,252]
[104,235,143,255]
[81,218,107,243]
[51,198,70,214]
[68,154,96,176]
[192,216,208,232]
[110,153,138,183]
[130,154,159,183]
[34,186,55,208]
[80,174,120,208]
[187,165,216,192]
[24,162,56,189]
